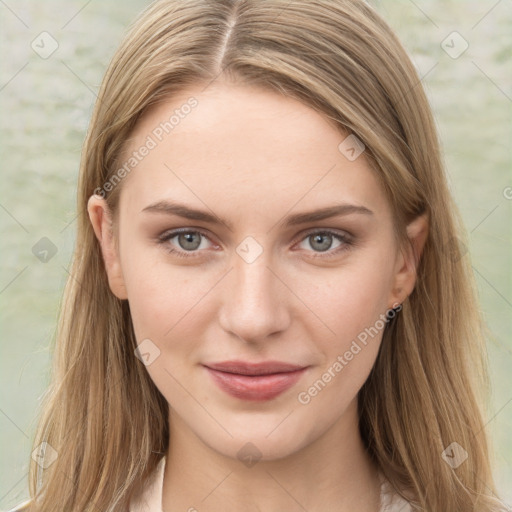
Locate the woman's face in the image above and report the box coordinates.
[89,81,424,461]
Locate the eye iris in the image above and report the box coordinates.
[178,232,201,250]
[172,232,339,253]
[310,233,332,252]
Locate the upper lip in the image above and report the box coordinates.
[203,360,307,376]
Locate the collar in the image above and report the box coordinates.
[129,456,412,512]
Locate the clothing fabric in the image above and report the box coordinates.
[129,457,414,511]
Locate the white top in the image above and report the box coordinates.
[129,457,414,511]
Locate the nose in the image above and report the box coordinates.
[218,248,291,345]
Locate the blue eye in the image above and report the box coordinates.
[158,229,213,258]
[157,228,353,259]
[297,230,352,257]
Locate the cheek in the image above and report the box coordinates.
[294,275,389,418]
[123,234,396,343]
[120,241,225,348]
[119,241,181,338]
[304,252,395,343]
[294,247,395,397]
[126,267,203,341]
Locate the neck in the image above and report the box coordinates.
[161,399,382,512]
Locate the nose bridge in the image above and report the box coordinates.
[219,240,289,343]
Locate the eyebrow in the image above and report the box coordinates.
[141,200,373,231]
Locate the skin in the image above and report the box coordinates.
[88,79,428,512]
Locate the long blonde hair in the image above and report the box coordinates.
[25,1,506,510]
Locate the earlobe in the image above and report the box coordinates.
[87,195,128,300]
[388,213,429,308]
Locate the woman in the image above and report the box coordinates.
[11,0,508,510]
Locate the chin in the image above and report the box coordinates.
[198,417,317,464]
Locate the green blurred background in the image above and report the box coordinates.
[1,0,510,508]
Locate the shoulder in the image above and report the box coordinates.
[8,500,33,512]
[129,457,166,512]
[379,475,414,512]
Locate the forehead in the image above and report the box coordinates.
[117,81,389,221]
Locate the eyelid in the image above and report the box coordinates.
[158,227,354,258]
[291,228,353,258]
[158,227,219,251]
[293,227,353,243]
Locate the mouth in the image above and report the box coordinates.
[202,360,309,401]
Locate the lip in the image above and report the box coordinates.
[203,360,308,401]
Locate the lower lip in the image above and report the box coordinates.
[204,366,308,401]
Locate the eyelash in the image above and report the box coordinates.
[157,228,354,260]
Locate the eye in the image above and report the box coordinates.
[295,229,353,258]
[158,228,215,258]
[157,228,354,259]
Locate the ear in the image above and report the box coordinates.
[387,213,429,308]
[87,194,128,300]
